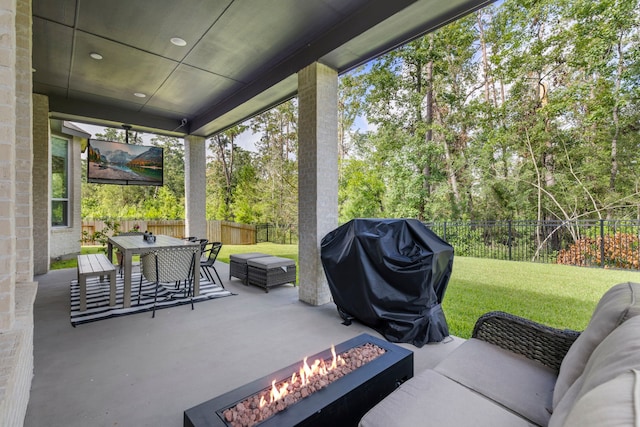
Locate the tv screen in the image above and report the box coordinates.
[87,139,163,186]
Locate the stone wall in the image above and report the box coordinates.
[0,0,36,425]
[49,124,83,261]
[0,283,37,426]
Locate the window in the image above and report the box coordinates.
[51,136,69,227]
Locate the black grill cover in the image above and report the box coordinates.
[321,219,454,347]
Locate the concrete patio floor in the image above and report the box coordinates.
[25,261,464,427]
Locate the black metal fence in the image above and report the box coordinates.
[426,219,640,270]
[257,219,640,270]
[256,223,298,244]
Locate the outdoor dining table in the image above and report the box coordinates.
[107,234,200,308]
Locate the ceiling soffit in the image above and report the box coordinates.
[32,0,492,137]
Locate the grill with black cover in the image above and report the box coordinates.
[321,218,454,347]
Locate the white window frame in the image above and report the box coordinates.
[51,135,70,227]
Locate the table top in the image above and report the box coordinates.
[109,234,199,252]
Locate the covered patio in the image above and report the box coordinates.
[1,0,494,424]
[25,263,463,426]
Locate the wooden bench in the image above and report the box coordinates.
[77,254,116,311]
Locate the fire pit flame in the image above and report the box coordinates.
[259,344,345,408]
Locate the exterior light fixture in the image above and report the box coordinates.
[133,92,147,98]
[170,37,187,47]
[90,52,103,60]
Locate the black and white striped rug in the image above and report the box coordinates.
[70,272,234,326]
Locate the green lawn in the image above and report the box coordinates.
[55,243,640,339]
[444,257,639,338]
[217,242,298,264]
[50,246,107,269]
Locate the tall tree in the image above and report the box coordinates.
[207,124,248,220]
[249,100,298,226]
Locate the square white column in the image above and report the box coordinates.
[184,135,207,239]
[298,62,339,306]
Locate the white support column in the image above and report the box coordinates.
[184,135,207,239]
[297,62,339,306]
[32,94,49,275]
[15,0,32,282]
[0,0,17,330]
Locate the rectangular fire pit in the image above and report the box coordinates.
[184,333,413,427]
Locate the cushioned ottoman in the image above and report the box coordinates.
[229,252,269,285]
[247,256,296,292]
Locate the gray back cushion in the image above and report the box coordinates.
[554,282,640,406]
[550,315,640,426]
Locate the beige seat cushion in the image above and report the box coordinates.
[359,369,537,427]
[562,369,640,427]
[550,315,640,427]
[554,282,640,407]
[246,256,295,269]
[434,338,556,426]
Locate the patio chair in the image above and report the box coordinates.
[138,246,198,318]
[175,238,207,290]
[179,237,207,259]
[201,242,223,288]
[197,238,209,254]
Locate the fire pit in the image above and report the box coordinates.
[184,334,413,427]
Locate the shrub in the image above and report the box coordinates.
[556,233,640,269]
[80,219,120,252]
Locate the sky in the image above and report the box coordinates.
[72,115,372,155]
[73,121,261,152]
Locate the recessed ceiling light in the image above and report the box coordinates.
[133,92,147,98]
[90,52,103,60]
[170,37,187,47]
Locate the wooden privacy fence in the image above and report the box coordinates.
[82,219,256,245]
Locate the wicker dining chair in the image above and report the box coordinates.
[138,246,199,318]
[201,242,223,288]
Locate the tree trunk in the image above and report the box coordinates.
[477,12,492,105]
[609,37,623,194]
[418,59,434,221]
[216,135,234,220]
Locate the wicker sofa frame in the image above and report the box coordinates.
[472,311,581,372]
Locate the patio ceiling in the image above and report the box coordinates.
[32,0,492,138]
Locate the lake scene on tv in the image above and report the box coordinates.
[87,139,163,186]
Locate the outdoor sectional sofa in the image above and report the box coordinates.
[360,281,640,427]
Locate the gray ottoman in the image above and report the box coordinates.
[247,256,296,292]
[229,252,269,285]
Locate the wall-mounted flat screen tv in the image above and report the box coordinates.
[87,139,163,186]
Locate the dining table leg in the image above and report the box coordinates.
[123,250,132,308]
[193,259,200,297]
